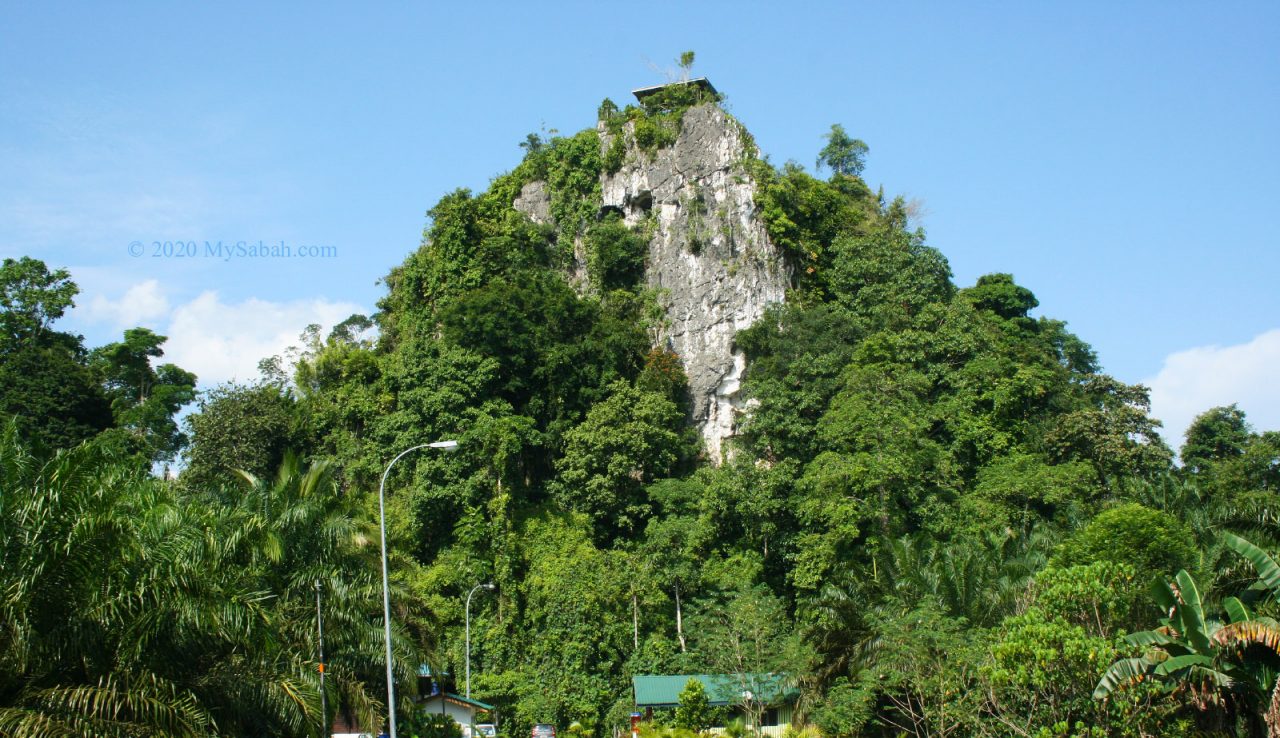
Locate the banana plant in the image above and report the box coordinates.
[1222,532,1280,600]
[1095,533,1280,736]
[1094,570,1248,707]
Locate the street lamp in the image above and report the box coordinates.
[465,582,496,700]
[316,580,327,738]
[379,439,460,738]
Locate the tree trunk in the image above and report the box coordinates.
[675,582,686,653]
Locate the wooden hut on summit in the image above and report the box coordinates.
[631,77,719,103]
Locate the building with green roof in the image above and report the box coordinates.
[631,674,796,736]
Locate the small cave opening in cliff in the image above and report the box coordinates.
[631,190,654,215]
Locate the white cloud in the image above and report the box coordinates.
[67,278,367,387]
[1145,329,1280,452]
[85,279,170,328]
[164,291,364,387]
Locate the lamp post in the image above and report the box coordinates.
[316,580,327,738]
[379,439,459,738]
[465,582,496,700]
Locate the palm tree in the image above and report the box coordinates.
[873,528,1052,628]
[0,424,415,737]
[0,422,219,736]
[229,452,418,731]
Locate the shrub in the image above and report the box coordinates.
[1051,503,1196,580]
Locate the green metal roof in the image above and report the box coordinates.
[421,692,495,711]
[632,674,795,708]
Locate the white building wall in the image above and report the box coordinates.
[421,699,479,734]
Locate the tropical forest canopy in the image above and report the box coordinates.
[4,73,1280,738]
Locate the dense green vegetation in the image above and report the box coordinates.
[4,79,1280,738]
[0,423,417,736]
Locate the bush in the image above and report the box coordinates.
[586,213,646,289]
[674,678,717,732]
[1050,503,1196,580]
[402,711,464,738]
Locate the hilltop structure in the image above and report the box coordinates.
[630,77,719,103]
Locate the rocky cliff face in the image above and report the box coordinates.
[515,103,791,461]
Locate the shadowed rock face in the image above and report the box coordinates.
[515,104,791,461]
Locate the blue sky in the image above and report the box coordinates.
[1,1,1277,447]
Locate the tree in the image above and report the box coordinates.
[437,271,648,449]
[979,561,1190,737]
[990,594,1138,735]
[182,381,297,491]
[0,257,114,451]
[0,337,113,451]
[961,273,1039,320]
[965,454,1096,531]
[1044,375,1173,486]
[642,503,710,655]
[520,132,546,155]
[327,313,377,347]
[1050,503,1197,584]
[1176,405,1279,500]
[586,213,647,290]
[0,256,78,348]
[862,603,979,738]
[679,51,695,74]
[810,361,949,538]
[402,712,464,738]
[674,678,716,733]
[692,584,804,733]
[0,424,407,737]
[736,302,865,461]
[1228,431,1280,493]
[816,124,868,177]
[1094,567,1278,737]
[1182,404,1250,473]
[498,515,635,732]
[91,327,197,463]
[822,231,954,330]
[809,677,874,738]
[870,531,1046,629]
[552,381,687,539]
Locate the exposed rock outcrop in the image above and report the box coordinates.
[515,104,791,461]
[513,180,552,225]
[604,104,791,461]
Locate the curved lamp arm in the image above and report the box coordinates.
[465,582,497,700]
[379,439,459,738]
